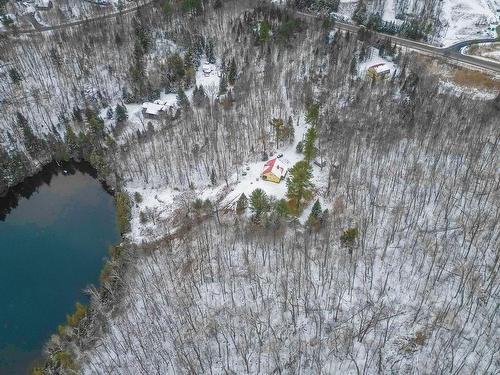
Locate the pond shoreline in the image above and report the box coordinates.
[0,159,116,221]
[0,158,123,374]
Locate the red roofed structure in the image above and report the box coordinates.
[262,158,288,183]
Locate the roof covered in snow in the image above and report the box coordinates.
[142,102,166,116]
[369,63,391,74]
[262,158,287,178]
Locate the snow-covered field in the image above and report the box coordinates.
[357,48,398,79]
[463,42,500,62]
[438,0,498,46]
[337,0,499,47]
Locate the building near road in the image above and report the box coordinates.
[367,63,391,80]
[487,23,499,38]
[261,158,288,183]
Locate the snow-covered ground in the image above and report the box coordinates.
[438,79,499,100]
[438,0,498,46]
[80,105,500,374]
[463,42,500,62]
[357,48,398,79]
[100,58,221,140]
[125,113,330,242]
[336,0,499,47]
[480,47,500,60]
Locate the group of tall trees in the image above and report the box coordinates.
[286,103,318,213]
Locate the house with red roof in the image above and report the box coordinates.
[261,158,288,183]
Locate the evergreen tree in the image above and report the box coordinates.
[72,106,83,122]
[17,112,46,155]
[274,198,289,218]
[8,67,22,84]
[219,75,228,95]
[184,48,195,70]
[366,13,382,31]
[307,199,322,227]
[236,193,248,214]
[162,0,172,16]
[87,113,105,136]
[259,20,271,43]
[130,41,147,96]
[182,0,202,13]
[176,88,190,108]
[250,188,270,222]
[310,199,322,218]
[132,16,151,53]
[193,85,207,107]
[203,199,213,213]
[305,103,319,125]
[228,58,237,85]
[115,104,128,122]
[286,160,313,210]
[192,198,204,216]
[303,126,317,162]
[134,192,143,203]
[167,53,186,84]
[115,192,131,234]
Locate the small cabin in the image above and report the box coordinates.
[487,23,499,37]
[367,63,391,80]
[142,102,167,118]
[262,158,287,183]
[202,64,213,76]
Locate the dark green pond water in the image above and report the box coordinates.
[0,163,119,374]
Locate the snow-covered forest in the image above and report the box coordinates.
[0,0,499,374]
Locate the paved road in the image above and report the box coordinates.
[2,3,499,74]
[446,38,498,53]
[295,11,500,74]
[0,0,152,35]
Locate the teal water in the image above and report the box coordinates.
[0,165,119,374]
